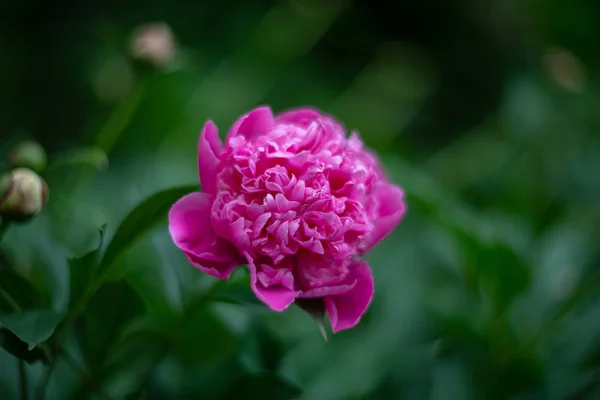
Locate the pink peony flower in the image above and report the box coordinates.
[169,106,406,332]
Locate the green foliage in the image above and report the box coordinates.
[211,271,264,306]
[0,266,44,312]
[98,184,199,279]
[0,329,49,364]
[172,301,237,368]
[67,226,105,310]
[0,310,62,351]
[80,281,145,367]
[218,373,303,400]
[2,0,600,399]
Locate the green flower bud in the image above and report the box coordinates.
[9,140,48,173]
[0,168,49,222]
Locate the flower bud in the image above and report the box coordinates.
[9,140,47,173]
[130,23,176,69]
[0,168,49,222]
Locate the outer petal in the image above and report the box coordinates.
[169,192,240,279]
[244,252,298,312]
[184,251,238,280]
[325,260,374,333]
[363,182,406,252]
[198,121,223,194]
[298,281,356,298]
[226,106,274,143]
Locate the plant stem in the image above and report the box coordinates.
[69,77,146,196]
[95,77,146,154]
[19,360,29,400]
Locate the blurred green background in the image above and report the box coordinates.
[2,0,600,399]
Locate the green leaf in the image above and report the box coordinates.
[0,309,63,350]
[366,349,432,400]
[68,225,105,309]
[98,185,198,279]
[173,302,238,368]
[69,331,169,400]
[488,352,545,399]
[0,218,68,309]
[240,321,286,374]
[211,273,264,306]
[581,340,600,369]
[217,373,303,400]
[0,266,44,313]
[478,243,531,313]
[81,280,145,367]
[0,329,49,364]
[457,231,531,314]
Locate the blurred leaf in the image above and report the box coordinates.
[566,375,600,400]
[123,239,183,324]
[150,354,245,398]
[479,245,531,310]
[366,349,433,400]
[581,341,600,369]
[0,217,70,311]
[81,280,145,367]
[0,309,62,350]
[429,361,478,400]
[240,321,286,374]
[0,266,44,313]
[431,313,487,360]
[173,301,238,368]
[0,328,48,364]
[426,130,513,191]
[211,274,264,306]
[489,353,546,399]
[69,331,169,400]
[68,225,105,309]
[460,234,531,314]
[217,373,303,400]
[98,184,198,278]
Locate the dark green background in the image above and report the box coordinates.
[1,0,600,399]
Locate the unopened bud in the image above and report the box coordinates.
[544,47,586,93]
[130,23,176,69]
[9,140,47,173]
[0,168,49,222]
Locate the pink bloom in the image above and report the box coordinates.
[169,106,406,332]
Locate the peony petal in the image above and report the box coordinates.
[227,106,274,143]
[169,192,240,280]
[184,251,238,280]
[169,192,212,252]
[198,121,223,194]
[275,108,322,127]
[244,252,298,311]
[325,260,374,333]
[298,280,356,298]
[363,182,406,252]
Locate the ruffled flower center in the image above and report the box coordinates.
[211,120,381,292]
